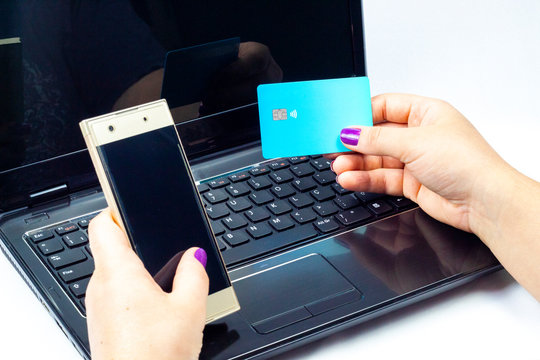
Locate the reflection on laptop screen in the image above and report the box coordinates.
[1,0,364,173]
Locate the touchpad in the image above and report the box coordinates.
[233,254,362,334]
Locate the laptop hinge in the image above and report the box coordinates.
[28,184,69,207]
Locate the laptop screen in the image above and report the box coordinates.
[0,0,366,210]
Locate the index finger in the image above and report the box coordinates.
[371,93,439,126]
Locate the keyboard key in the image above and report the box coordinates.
[55,223,79,236]
[270,169,293,184]
[310,155,323,159]
[197,183,210,194]
[226,183,251,197]
[226,198,252,213]
[335,207,372,226]
[249,190,274,205]
[288,156,310,164]
[269,216,295,231]
[270,184,295,199]
[314,218,340,233]
[48,249,87,270]
[221,224,317,265]
[208,178,230,189]
[292,178,317,192]
[288,193,315,209]
[313,201,340,216]
[388,196,415,209]
[368,200,393,216]
[355,191,384,204]
[249,166,271,176]
[267,201,292,215]
[28,229,54,243]
[58,260,94,283]
[210,221,226,236]
[248,177,272,190]
[313,171,336,185]
[205,203,230,219]
[38,239,64,255]
[69,277,91,298]
[310,159,332,171]
[244,208,271,222]
[203,190,229,204]
[218,240,227,251]
[85,245,92,257]
[331,183,352,195]
[291,208,317,224]
[334,194,361,210]
[222,214,248,230]
[246,223,273,239]
[77,219,91,229]
[268,161,289,171]
[228,172,251,183]
[310,187,335,202]
[222,232,250,247]
[62,231,88,248]
[290,164,315,177]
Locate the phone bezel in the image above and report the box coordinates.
[79,99,240,323]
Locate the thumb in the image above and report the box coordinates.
[340,126,415,161]
[171,247,210,308]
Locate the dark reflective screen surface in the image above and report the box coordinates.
[1,0,362,173]
[97,125,230,294]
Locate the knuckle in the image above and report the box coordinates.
[366,126,383,148]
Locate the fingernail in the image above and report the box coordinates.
[335,174,340,184]
[330,160,335,172]
[194,248,207,268]
[340,128,361,146]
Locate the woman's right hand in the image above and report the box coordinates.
[333,94,540,301]
[332,94,511,234]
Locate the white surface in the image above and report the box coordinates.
[1,0,539,359]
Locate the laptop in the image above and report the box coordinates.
[0,1,500,359]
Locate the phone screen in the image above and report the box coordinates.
[96,125,230,294]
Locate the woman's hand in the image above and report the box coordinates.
[333,93,509,233]
[86,209,209,360]
[333,93,540,300]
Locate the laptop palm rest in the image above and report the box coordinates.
[232,253,362,334]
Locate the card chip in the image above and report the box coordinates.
[272,109,288,120]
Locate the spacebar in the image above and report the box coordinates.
[222,224,318,266]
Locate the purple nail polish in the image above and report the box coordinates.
[340,128,361,146]
[194,248,207,268]
[335,175,340,184]
[330,160,335,172]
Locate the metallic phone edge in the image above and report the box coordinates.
[206,286,241,324]
[79,117,128,237]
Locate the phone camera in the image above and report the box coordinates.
[143,117,148,122]
[108,125,115,132]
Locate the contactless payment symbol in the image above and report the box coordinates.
[272,108,288,120]
[290,109,298,119]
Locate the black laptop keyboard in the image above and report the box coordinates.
[25,215,96,314]
[24,155,415,315]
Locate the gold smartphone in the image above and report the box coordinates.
[79,100,240,323]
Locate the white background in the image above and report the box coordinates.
[1,0,539,359]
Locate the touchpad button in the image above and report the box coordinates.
[233,254,362,334]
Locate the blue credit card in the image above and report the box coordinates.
[257,77,372,159]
